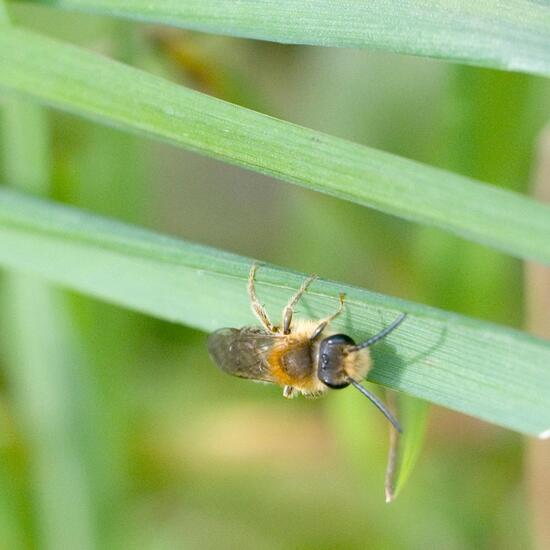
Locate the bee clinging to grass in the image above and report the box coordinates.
[208,264,406,432]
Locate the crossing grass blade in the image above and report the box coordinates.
[385,395,430,502]
[12,0,550,78]
[1,85,101,547]
[0,188,549,437]
[2,28,550,265]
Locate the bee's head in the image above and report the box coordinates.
[316,329,403,434]
[317,333,356,389]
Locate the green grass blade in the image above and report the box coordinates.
[0,188,549,438]
[1,95,99,548]
[2,278,99,550]
[0,0,9,23]
[13,0,550,78]
[2,28,550,266]
[385,395,430,502]
[0,3,8,23]
[0,450,29,549]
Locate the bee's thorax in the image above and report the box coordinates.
[267,320,372,396]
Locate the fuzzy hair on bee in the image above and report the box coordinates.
[207,264,406,432]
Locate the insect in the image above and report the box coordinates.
[207,264,406,432]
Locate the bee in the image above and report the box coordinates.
[207,264,406,432]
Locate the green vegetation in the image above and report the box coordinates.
[13,0,550,76]
[1,1,548,548]
[2,28,550,263]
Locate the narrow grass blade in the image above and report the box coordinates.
[2,278,99,550]
[0,3,9,23]
[0,454,28,549]
[0,188,549,437]
[385,395,429,502]
[2,28,550,265]
[524,126,550,547]
[1,93,98,548]
[13,0,550,78]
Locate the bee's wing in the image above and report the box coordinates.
[207,327,281,383]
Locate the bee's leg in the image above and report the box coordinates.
[248,263,276,332]
[282,274,317,334]
[309,293,345,340]
[283,385,298,399]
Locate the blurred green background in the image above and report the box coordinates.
[1,6,550,549]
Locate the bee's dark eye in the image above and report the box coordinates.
[317,334,355,389]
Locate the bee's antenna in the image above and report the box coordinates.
[348,313,407,352]
[348,378,402,433]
